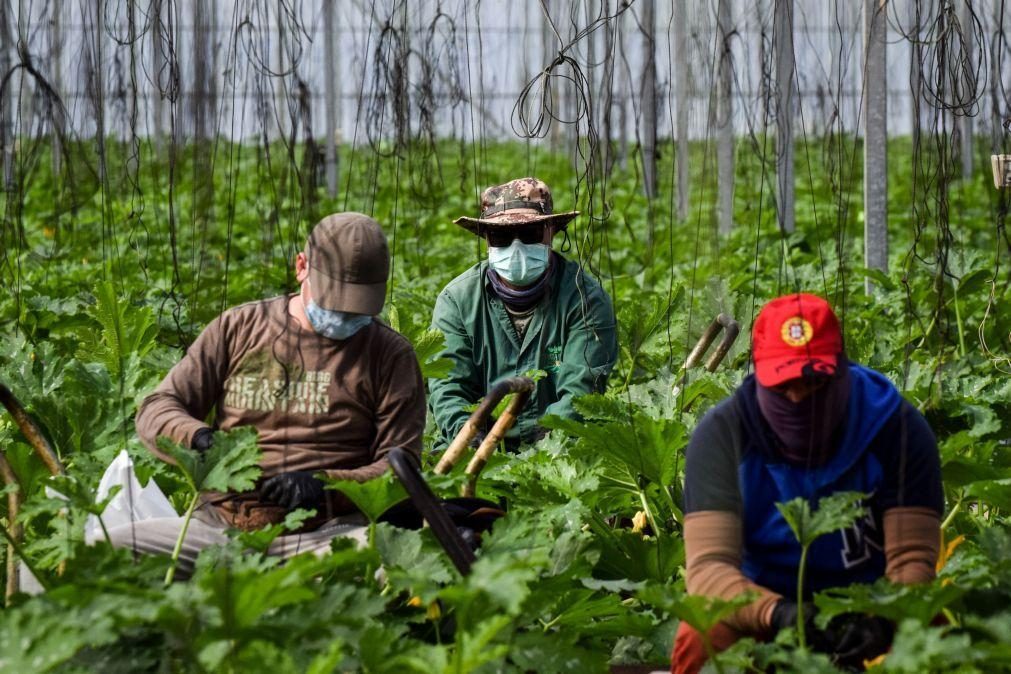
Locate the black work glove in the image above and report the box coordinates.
[191,427,215,452]
[261,471,326,511]
[825,614,894,670]
[770,600,835,653]
[771,600,894,669]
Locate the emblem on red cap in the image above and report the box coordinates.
[780,317,813,347]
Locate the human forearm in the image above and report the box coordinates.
[547,298,617,420]
[884,507,941,584]
[135,392,211,460]
[684,511,782,635]
[430,295,484,443]
[135,316,228,462]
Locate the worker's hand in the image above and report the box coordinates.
[771,600,893,665]
[191,427,215,453]
[769,600,834,652]
[261,471,325,510]
[823,614,894,669]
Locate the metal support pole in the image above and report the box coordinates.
[863,0,888,292]
[151,0,165,147]
[716,0,735,234]
[323,1,340,197]
[673,0,688,217]
[91,0,107,183]
[192,0,216,141]
[774,0,795,233]
[601,7,615,176]
[1,2,14,191]
[958,0,973,177]
[50,5,61,176]
[16,0,31,151]
[640,0,658,200]
[617,8,629,171]
[542,0,561,152]
[909,0,922,145]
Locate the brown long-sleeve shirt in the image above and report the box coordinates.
[135,295,426,527]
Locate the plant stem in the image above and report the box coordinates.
[598,473,639,490]
[620,348,637,393]
[796,543,810,649]
[953,281,967,357]
[165,492,199,585]
[699,633,725,674]
[661,484,682,525]
[0,522,50,591]
[941,498,963,531]
[637,489,660,536]
[98,514,112,547]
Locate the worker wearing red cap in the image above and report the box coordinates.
[672,294,943,673]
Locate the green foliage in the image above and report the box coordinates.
[638,583,756,635]
[157,426,262,494]
[387,303,454,380]
[776,492,867,550]
[814,577,965,627]
[77,281,159,384]
[0,138,1010,672]
[324,471,407,523]
[777,492,867,648]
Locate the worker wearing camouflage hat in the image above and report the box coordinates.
[429,177,617,448]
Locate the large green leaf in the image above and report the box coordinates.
[541,411,685,489]
[776,491,867,548]
[638,582,756,635]
[157,426,262,494]
[324,471,406,523]
[78,280,159,380]
[814,577,965,626]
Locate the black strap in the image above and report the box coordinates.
[481,199,550,218]
[387,447,476,575]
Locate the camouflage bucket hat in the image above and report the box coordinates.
[453,177,579,235]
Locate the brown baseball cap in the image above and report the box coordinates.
[453,177,579,235]
[305,212,389,314]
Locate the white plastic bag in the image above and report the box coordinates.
[19,451,178,593]
[83,450,178,542]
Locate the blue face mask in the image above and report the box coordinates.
[488,240,550,286]
[302,282,372,340]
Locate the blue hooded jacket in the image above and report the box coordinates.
[726,366,934,597]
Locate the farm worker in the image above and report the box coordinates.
[672,293,943,673]
[106,213,426,576]
[429,177,618,448]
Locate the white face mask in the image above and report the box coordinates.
[488,240,550,286]
[301,281,372,340]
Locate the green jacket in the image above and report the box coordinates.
[429,255,618,446]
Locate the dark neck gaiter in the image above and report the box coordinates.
[486,254,555,311]
[755,362,851,466]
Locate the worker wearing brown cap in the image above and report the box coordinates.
[108,213,426,576]
[429,177,618,448]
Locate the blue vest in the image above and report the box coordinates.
[736,365,902,598]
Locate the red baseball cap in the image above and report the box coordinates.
[752,293,843,387]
